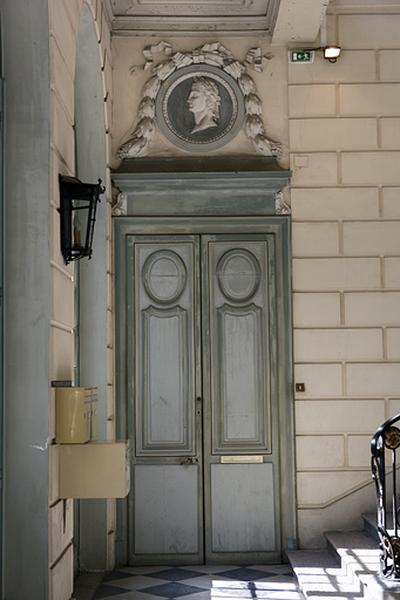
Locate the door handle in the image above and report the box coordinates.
[180,456,199,465]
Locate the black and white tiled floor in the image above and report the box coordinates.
[92,564,304,600]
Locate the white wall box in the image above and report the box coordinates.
[58,442,130,499]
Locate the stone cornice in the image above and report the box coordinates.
[328,0,400,13]
[108,0,280,36]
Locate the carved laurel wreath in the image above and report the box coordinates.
[117,41,281,160]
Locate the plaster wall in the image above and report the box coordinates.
[111,2,400,549]
[3,1,50,597]
[75,2,110,573]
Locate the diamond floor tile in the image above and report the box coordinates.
[140,582,208,598]
[147,568,203,581]
[104,571,139,582]
[99,576,162,591]
[84,564,303,600]
[93,584,132,599]
[214,567,272,581]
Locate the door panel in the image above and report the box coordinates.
[139,305,191,453]
[211,463,275,552]
[216,304,265,447]
[127,236,203,564]
[207,240,272,454]
[203,235,280,563]
[134,465,199,554]
[135,242,197,456]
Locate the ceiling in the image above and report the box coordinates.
[106,0,331,42]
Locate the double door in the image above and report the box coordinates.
[126,233,281,564]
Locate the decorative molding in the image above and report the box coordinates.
[139,305,192,455]
[111,188,127,215]
[117,42,280,160]
[275,191,291,215]
[142,250,187,305]
[214,302,268,452]
[112,158,291,217]
[102,0,114,26]
[217,249,261,303]
[110,0,280,35]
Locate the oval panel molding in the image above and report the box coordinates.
[217,249,261,303]
[143,250,187,305]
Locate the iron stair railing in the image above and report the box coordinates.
[371,413,400,579]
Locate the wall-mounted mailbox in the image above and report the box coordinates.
[58,441,130,499]
[55,387,98,443]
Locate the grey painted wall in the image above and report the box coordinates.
[2,0,50,598]
[74,3,109,571]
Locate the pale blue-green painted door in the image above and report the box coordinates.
[202,235,280,564]
[125,233,282,564]
[127,235,203,564]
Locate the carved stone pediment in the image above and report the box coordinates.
[117,42,281,161]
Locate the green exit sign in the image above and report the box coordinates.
[289,50,315,64]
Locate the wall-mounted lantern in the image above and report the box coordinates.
[322,45,341,63]
[58,175,105,265]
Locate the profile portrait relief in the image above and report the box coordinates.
[187,77,221,134]
[156,65,245,152]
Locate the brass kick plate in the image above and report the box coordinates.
[220,455,264,464]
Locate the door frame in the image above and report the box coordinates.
[114,216,296,566]
[0,73,4,589]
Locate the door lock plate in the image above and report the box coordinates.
[180,456,199,465]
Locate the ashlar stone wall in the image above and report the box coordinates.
[47,0,113,597]
[290,4,400,546]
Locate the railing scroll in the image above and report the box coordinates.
[371,413,400,579]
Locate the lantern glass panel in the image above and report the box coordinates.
[73,198,91,253]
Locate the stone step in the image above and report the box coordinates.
[326,530,400,600]
[288,530,400,600]
[362,511,397,542]
[362,512,379,542]
[287,548,362,600]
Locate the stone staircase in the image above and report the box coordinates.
[288,514,400,600]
